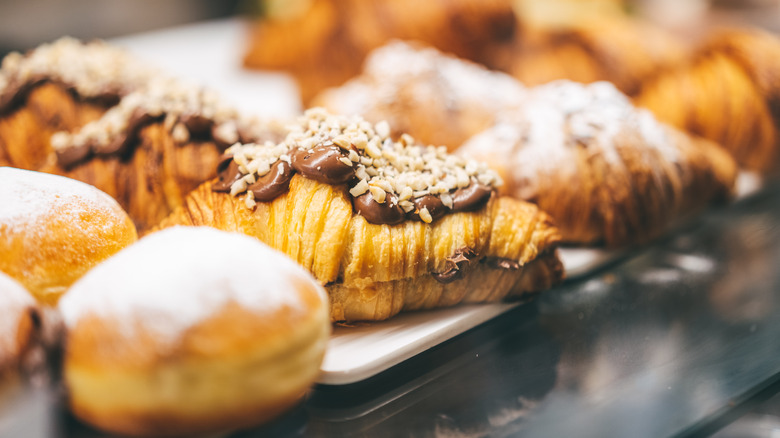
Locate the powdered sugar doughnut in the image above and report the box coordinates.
[59,226,330,437]
[0,168,137,304]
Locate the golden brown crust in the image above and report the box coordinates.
[43,123,228,233]
[328,251,562,321]
[0,169,138,304]
[243,0,517,104]
[66,302,329,436]
[61,227,330,436]
[636,28,780,172]
[158,175,563,321]
[0,82,108,169]
[459,82,737,247]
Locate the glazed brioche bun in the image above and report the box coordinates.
[0,272,38,379]
[0,168,137,304]
[59,226,330,437]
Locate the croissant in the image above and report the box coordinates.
[0,37,155,170]
[158,109,563,322]
[0,39,284,233]
[312,41,527,151]
[243,0,517,104]
[459,81,737,247]
[635,28,780,172]
[507,17,687,97]
[41,78,284,232]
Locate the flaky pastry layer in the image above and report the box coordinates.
[158,175,563,321]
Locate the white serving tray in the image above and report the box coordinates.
[111,19,766,385]
[318,246,625,385]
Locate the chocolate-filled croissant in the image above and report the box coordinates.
[43,78,284,232]
[158,109,563,322]
[243,0,517,104]
[0,38,155,170]
[636,28,780,172]
[459,81,737,247]
[0,38,284,233]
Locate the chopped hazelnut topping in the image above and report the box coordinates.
[0,37,157,107]
[50,76,266,162]
[369,185,387,204]
[350,179,370,197]
[418,207,433,223]
[222,108,502,222]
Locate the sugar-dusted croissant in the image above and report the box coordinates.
[243,0,517,104]
[158,109,563,322]
[0,37,156,170]
[459,81,737,247]
[312,41,527,151]
[636,28,780,172]
[507,17,687,97]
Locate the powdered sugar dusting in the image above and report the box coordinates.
[319,41,525,125]
[0,167,128,237]
[460,81,681,181]
[364,41,526,107]
[0,272,35,363]
[59,227,326,344]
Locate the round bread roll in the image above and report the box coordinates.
[0,272,38,380]
[59,226,331,437]
[0,167,138,304]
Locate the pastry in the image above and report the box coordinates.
[507,16,687,96]
[312,41,527,150]
[0,272,38,384]
[635,28,780,172]
[0,38,284,233]
[459,81,737,247]
[0,168,137,304]
[44,77,283,232]
[59,226,330,437]
[158,108,564,322]
[243,0,517,104]
[0,37,156,170]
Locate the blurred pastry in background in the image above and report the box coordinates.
[459,81,736,247]
[243,0,518,104]
[0,272,38,389]
[313,41,527,151]
[0,168,137,304]
[46,77,285,232]
[506,16,688,96]
[0,37,155,170]
[59,226,330,437]
[636,28,780,172]
[0,38,286,233]
[159,109,564,322]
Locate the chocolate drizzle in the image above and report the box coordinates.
[483,257,522,271]
[353,191,405,225]
[291,144,355,185]
[451,183,494,212]
[411,195,447,222]
[248,160,293,201]
[213,109,502,225]
[433,247,478,284]
[212,156,243,192]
